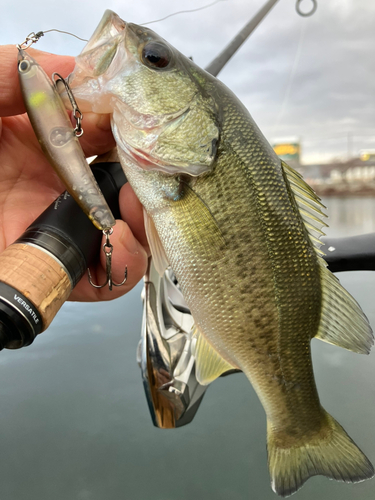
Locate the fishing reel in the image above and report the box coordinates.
[138,261,209,428]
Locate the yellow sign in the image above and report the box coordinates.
[360,152,375,162]
[273,142,300,162]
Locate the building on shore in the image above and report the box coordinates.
[272,138,375,196]
[300,154,375,196]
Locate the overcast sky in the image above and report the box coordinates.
[2,0,375,164]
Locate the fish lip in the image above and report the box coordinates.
[80,10,127,55]
[62,12,128,110]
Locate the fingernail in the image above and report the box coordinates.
[96,114,112,131]
[121,224,142,255]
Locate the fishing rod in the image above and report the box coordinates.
[205,0,281,76]
[205,0,317,76]
[0,155,126,350]
[322,234,375,272]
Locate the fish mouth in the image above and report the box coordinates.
[66,11,186,127]
[80,10,126,55]
[63,10,128,113]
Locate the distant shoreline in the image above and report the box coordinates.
[309,182,375,197]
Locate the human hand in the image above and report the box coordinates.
[0,45,148,301]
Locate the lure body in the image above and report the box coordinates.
[17,48,115,231]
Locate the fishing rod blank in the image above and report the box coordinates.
[323,234,375,273]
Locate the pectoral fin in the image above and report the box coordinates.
[173,182,226,261]
[192,326,237,385]
[143,209,169,276]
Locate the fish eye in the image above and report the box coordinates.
[18,60,31,73]
[141,42,171,69]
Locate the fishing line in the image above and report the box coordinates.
[22,2,228,49]
[273,19,307,130]
[142,0,227,25]
[22,1,230,49]
[17,29,88,50]
[42,29,88,42]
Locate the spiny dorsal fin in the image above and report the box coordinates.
[192,326,237,385]
[281,160,328,254]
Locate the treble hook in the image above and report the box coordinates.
[296,0,317,17]
[88,228,128,291]
[53,73,84,137]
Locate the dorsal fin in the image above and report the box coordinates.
[281,161,373,354]
[281,160,328,256]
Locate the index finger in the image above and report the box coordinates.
[0,45,74,117]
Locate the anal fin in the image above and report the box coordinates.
[192,326,237,385]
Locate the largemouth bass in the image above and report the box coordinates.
[68,10,374,496]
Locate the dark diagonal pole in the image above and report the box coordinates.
[205,0,280,76]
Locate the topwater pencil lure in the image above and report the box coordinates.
[16,32,126,290]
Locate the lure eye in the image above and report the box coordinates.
[18,59,31,73]
[141,42,171,69]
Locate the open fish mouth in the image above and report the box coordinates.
[65,13,128,113]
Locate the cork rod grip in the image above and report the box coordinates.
[0,243,72,331]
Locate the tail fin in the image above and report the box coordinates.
[267,411,374,497]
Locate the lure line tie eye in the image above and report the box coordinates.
[16,31,44,50]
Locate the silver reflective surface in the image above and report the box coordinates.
[139,263,207,428]
[0,197,374,500]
